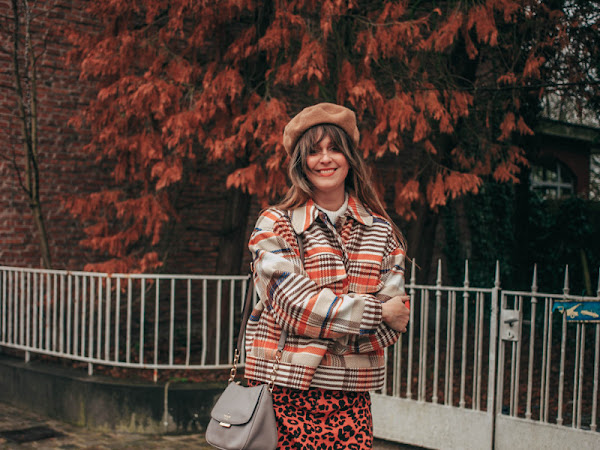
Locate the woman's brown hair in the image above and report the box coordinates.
[275,124,406,249]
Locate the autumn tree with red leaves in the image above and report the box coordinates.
[65,0,600,275]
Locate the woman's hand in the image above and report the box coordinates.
[381,295,410,332]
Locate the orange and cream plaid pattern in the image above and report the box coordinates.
[245,196,406,391]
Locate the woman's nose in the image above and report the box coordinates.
[320,150,332,162]
[314,148,335,160]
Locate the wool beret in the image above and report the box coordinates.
[283,103,360,155]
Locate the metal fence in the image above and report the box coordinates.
[0,266,250,380]
[494,266,600,449]
[372,261,600,449]
[1,263,599,449]
[373,260,501,449]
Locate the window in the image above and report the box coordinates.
[530,160,576,198]
[590,154,600,200]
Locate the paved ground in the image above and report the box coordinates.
[0,401,211,449]
[0,401,411,449]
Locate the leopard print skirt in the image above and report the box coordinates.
[248,380,373,449]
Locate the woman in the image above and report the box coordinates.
[246,103,410,449]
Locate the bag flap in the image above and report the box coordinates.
[210,382,266,425]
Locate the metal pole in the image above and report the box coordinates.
[489,261,501,449]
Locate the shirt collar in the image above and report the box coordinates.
[290,194,373,234]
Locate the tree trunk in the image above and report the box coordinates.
[513,167,531,289]
[31,201,52,269]
[453,198,472,261]
[214,188,252,275]
[10,0,52,269]
[205,187,251,365]
[406,203,439,284]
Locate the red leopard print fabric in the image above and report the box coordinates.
[249,380,373,449]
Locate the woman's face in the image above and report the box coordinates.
[305,135,350,202]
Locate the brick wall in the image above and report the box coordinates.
[0,0,105,270]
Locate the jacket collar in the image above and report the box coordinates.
[290,194,374,234]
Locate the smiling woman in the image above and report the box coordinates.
[244,103,411,449]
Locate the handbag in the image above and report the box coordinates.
[206,233,303,450]
[205,381,278,450]
[205,280,283,450]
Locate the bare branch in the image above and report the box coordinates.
[0,144,30,196]
[5,0,52,268]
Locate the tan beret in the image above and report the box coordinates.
[283,103,360,155]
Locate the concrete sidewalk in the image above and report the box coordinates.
[0,401,211,449]
[0,401,412,449]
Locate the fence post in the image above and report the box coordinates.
[489,261,501,450]
[406,258,416,400]
[531,266,542,420]
[432,260,442,404]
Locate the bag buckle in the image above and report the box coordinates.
[219,422,232,428]
[268,349,283,392]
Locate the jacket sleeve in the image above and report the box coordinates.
[343,238,406,353]
[249,210,384,339]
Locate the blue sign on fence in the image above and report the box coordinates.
[552,301,600,322]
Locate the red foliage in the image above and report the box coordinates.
[63,0,576,271]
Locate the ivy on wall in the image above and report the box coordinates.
[443,182,600,294]
[527,195,600,295]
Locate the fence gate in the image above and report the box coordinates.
[371,263,600,450]
[494,273,599,450]
[371,261,499,449]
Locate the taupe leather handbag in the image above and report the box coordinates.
[205,376,278,449]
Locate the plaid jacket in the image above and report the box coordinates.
[245,196,406,391]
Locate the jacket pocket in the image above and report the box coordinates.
[304,251,347,287]
[347,259,383,293]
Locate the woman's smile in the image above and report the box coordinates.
[317,168,336,176]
